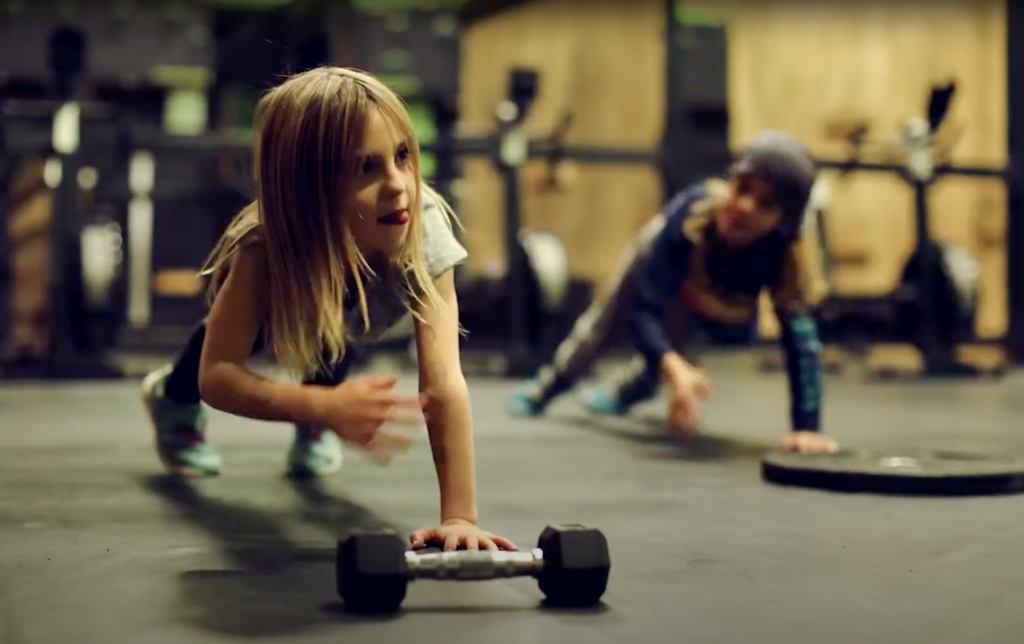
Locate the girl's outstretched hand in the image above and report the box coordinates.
[320,374,425,452]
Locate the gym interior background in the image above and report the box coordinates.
[2,0,1021,379]
[3,0,1024,642]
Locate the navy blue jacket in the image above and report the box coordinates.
[628,183,826,431]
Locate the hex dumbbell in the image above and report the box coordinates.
[336,524,611,613]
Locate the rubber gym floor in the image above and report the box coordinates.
[1,351,1023,644]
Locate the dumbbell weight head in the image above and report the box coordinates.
[536,525,610,607]
[336,529,409,614]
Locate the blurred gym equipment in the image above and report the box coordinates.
[0,6,241,379]
[816,82,1009,379]
[758,82,1010,381]
[0,24,129,379]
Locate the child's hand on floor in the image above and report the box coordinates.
[666,365,712,436]
[781,431,839,454]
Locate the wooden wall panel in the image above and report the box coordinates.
[457,0,667,286]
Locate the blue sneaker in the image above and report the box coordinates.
[508,385,546,417]
[287,425,343,478]
[579,387,631,416]
[141,364,223,477]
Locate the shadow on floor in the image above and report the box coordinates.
[142,474,415,637]
[560,415,775,463]
[287,475,397,542]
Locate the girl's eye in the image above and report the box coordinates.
[356,144,411,176]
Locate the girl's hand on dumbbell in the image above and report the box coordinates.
[410,519,518,552]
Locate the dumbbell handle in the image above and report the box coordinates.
[405,548,544,580]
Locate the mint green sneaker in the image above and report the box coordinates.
[287,425,343,478]
[141,364,223,477]
[508,385,547,417]
[579,387,632,416]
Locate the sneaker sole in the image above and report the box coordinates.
[141,368,220,478]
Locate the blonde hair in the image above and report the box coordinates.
[201,67,457,377]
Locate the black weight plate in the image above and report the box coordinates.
[762,448,1024,496]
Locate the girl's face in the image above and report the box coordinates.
[715,172,783,246]
[345,108,418,257]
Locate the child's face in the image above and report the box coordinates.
[345,108,418,256]
[715,172,783,246]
